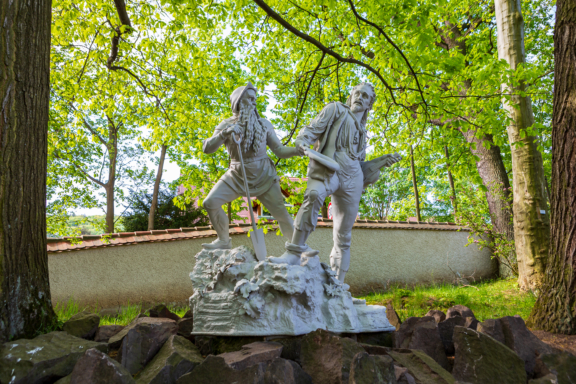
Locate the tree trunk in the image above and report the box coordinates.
[527,0,576,334]
[0,0,57,342]
[148,144,167,230]
[105,126,118,234]
[322,201,328,219]
[410,145,421,221]
[461,130,516,276]
[495,0,551,291]
[444,146,458,214]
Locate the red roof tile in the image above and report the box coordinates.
[46,221,467,254]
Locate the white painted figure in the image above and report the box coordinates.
[201,82,301,250]
[269,83,401,282]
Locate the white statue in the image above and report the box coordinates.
[201,82,301,250]
[269,83,401,283]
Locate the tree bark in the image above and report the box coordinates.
[148,144,167,230]
[105,124,118,234]
[444,146,458,214]
[495,0,551,291]
[527,0,576,334]
[435,21,516,275]
[0,0,57,342]
[410,145,421,221]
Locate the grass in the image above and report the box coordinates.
[54,279,536,327]
[358,278,537,322]
[54,300,190,326]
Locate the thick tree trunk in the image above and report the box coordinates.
[527,0,576,334]
[462,130,516,276]
[495,0,551,291]
[410,145,421,221]
[0,0,57,342]
[148,144,167,230]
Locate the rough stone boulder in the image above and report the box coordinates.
[219,341,283,369]
[476,318,505,344]
[300,328,367,384]
[463,317,478,330]
[95,325,125,343]
[193,335,264,356]
[267,336,303,363]
[135,335,203,384]
[116,317,178,374]
[182,310,193,319]
[63,311,100,340]
[446,305,475,320]
[69,348,135,384]
[176,318,194,342]
[533,351,576,383]
[176,355,312,384]
[499,316,558,378]
[108,317,177,350]
[387,303,403,330]
[149,304,181,322]
[437,317,466,355]
[453,326,526,384]
[357,331,394,348]
[425,310,447,323]
[386,348,455,384]
[528,374,561,384]
[394,316,448,369]
[349,351,397,384]
[0,331,107,384]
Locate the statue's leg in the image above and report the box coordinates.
[257,181,294,240]
[268,178,328,265]
[330,172,364,282]
[202,180,240,249]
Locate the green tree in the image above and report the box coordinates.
[122,186,209,231]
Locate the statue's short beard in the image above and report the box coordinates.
[236,104,266,153]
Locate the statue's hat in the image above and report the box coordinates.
[230,82,259,116]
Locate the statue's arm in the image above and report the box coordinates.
[264,120,301,159]
[203,121,233,154]
[294,103,338,148]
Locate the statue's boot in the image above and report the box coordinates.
[268,228,318,265]
[202,238,232,250]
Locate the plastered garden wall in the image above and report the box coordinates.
[48,223,496,309]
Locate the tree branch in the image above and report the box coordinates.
[113,0,132,27]
[251,0,406,107]
[68,103,108,146]
[345,0,427,107]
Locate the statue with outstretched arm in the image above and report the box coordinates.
[269,83,401,283]
[201,82,301,250]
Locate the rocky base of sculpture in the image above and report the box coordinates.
[189,246,395,336]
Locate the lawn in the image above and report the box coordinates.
[54,278,536,326]
[358,278,537,322]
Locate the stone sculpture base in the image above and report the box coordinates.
[189,246,395,336]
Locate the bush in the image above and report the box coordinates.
[122,187,209,232]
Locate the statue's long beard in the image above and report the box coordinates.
[236,104,266,153]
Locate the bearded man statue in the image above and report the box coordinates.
[269,83,401,283]
[201,82,301,250]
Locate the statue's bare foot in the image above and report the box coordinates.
[268,251,301,266]
[202,238,232,250]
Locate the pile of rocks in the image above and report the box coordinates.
[1,304,574,384]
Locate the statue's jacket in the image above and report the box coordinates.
[294,102,367,182]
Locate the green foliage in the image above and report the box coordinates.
[360,279,537,321]
[122,186,209,232]
[455,183,518,276]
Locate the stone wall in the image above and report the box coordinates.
[48,226,496,309]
